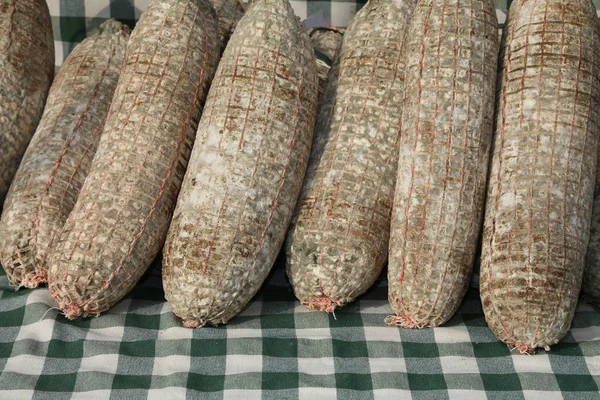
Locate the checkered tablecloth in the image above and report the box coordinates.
[1,0,600,398]
[1,260,600,399]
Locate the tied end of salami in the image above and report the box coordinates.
[182,320,203,329]
[304,295,340,313]
[49,280,101,320]
[61,303,83,320]
[385,314,427,329]
[1,243,49,289]
[19,268,47,289]
[510,342,552,355]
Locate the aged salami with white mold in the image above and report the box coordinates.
[308,27,344,98]
[481,0,600,353]
[48,0,220,319]
[163,0,319,327]
[0,0,54,207]
[387,0,498,328]
[285,0,416,313]
[209,0,246,48]
[0,20,129,289]
[585,177,600,305]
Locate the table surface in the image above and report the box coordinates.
[1,258,600,399]
[1,1,600,398]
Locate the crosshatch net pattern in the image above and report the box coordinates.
[481,0,600,353]
[388,0,498,329]
[0,0,599,397]
[286,0,416,315]
[163,0,319,328]
[47,0,221,319]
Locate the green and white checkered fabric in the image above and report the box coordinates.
[1,0,600,397]
[1,260,600,398]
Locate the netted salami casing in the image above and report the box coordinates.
[308,27,344,98]
[286,0,416,313]
[585,183,600,304]
[387,0,498,328]
[163,0,319,327]
[481,0,600,353]
[209,0,246,48]
[48,0,220,319]
[0,20,129,289]
[0,0,54,207]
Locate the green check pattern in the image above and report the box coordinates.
[2,259,600,398]
[0,0,599,397]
